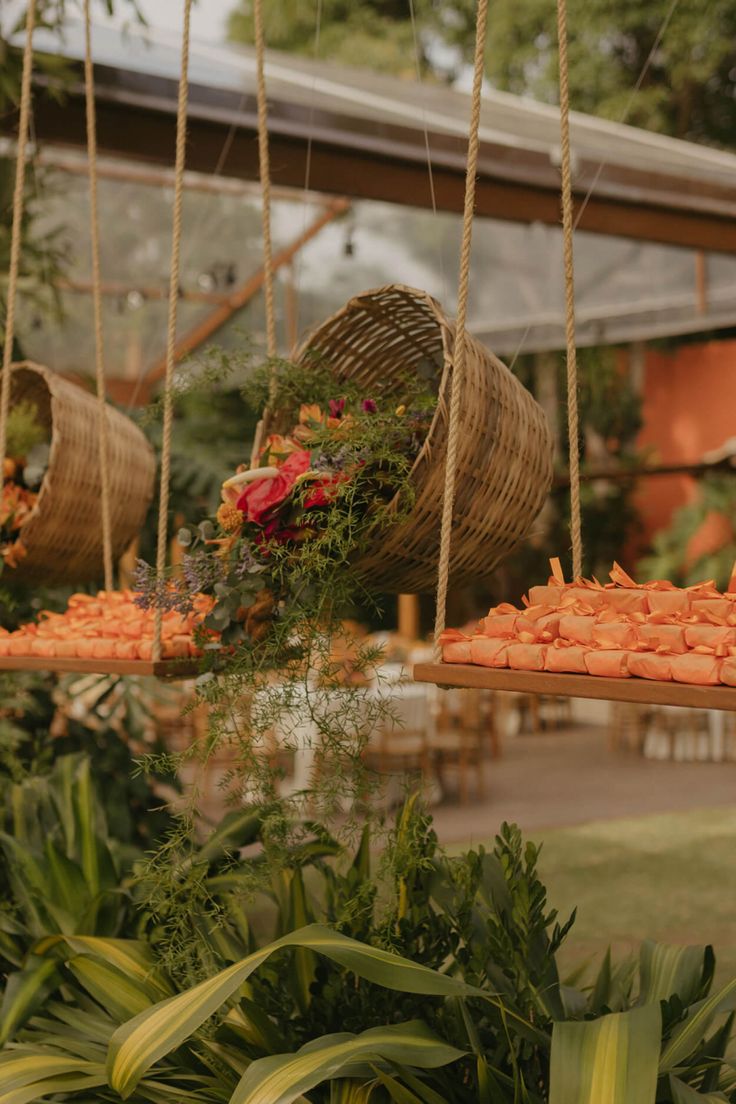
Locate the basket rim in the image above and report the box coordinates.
[8,361,60,541]
[290,283,456,500]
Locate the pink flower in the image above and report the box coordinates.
[328,397,346,419]
[361,399,377,414]
[236,449,311,525]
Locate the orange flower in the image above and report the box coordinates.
[260,433,303,467]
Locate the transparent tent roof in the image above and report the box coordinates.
[8,18,736,389]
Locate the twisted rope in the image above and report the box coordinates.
[254,0,277,379]
[83,0,114,592]
[153,0,193,662]
[433,0,489,652]
[0,2,35,478]
[556,0,583,579]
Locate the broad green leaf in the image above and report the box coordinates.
[67,957,155,1022]
[0,1072,107,1104]
[231,1022,464,1104]
[42,841,90,923]
[33,936,173,999]
[108,924,484,1098]
[287,869,316,1014]
[669,1075,728,1103]
[660,978,736,1071]
[0,1052,99,1092]
[639,941,706,1007]
[0,960,58,1046]
[550,1005,661,1104]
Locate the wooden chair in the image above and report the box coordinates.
[367,686,432,792]
[427,688,496,804]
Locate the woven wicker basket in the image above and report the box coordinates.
[8,362,155,584]
[291,285,554,593]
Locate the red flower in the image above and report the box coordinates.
[303,470,350,508]
[328,397,346,419]
[236,449,311,525]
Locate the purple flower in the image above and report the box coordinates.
[328,397,346,419]
[361,399,377,414]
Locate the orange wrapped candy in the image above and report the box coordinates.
[585,650,630,678]
[637,623,687,654]
[720,657,736,686]
[646,590,690,616]
[684,624,736,649]
[528,585,564,607]
[470,636,509,668]
[559,615,596,645]
[481,613,520,639]
[507,642,547,671]
[670,652,722,685]
[440,630,472,664]
[545,644,588,673]
[627,652,673,681]
[592,621,637,650]
[692,598,731,622]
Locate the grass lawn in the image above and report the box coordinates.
[531,805,736,986]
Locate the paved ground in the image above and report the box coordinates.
[431,723,736,845]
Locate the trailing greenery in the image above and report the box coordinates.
[135,353,436,888]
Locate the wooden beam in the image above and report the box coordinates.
[554,455,736,487]
[413,662,736,712]
[19,90,736,255]
[145,198,350,384]
[57,276,228,305]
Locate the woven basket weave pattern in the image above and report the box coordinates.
[10,362,155,584]
[293,286,554,593]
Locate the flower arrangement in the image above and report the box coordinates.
[0,400,49,570]
[137,357,436,659]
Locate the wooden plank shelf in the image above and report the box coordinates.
[0,656,201,678]
[413,663,736,712]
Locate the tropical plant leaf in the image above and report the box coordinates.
[669,1075,728,1103]
[0,960,59,1046]
[67,957,156,1023]
[0,1071,107,1104]
[230,1022,464,1104]
[0,1051,106,1104]
[660,978,736,1071]
[549,1004,661,1104]
[639,941,707,1007]
[107,924,487,1098]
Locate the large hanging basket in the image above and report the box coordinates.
[7,362,156,585]
[291,286,554,593]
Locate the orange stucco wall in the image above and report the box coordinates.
[635,338,736,550]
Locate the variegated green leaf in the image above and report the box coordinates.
[0,1071,107,1104]
[660,978,736,1071]
[231,1022,464,1104]
[669,1075,728,1103]
[107,924,484,1098]
[33,936,172,999]
[67,957,155,1022]
[639,941,706,1007]
[550,1004,661,1104]
[0,960,58,1046]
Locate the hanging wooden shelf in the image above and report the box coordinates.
[0,655,200,678]
[413,662,736,712]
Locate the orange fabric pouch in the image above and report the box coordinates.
[670,652,722,685]
[584,650,630,678]
[528,585,564,607]
[720,656,736,686]
[600,589,649,615]
[507,643,547,671]
[692,598,731,623]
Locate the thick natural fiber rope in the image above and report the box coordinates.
[83,0,114,592]
[153,0,193,662]
[433,0,489,651]
[253,0,277,383]
[556,0,583,579]
[0,2,35,478]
